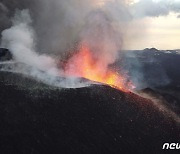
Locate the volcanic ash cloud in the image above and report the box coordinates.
[0,1,134,90]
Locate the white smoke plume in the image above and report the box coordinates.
[0,9,93,88]
[1,9,59,76]
[0,0,133,89]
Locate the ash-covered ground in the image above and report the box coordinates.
[0,72,179,154]
[0,48,180,154]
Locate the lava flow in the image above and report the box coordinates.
[64,45,134,91]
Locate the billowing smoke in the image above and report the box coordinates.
[1,10,59,76]
[0,0,130,54]
[65,10,123,75]
[0,9,95,88]
[0,0,175,90]
[0,0,132,89]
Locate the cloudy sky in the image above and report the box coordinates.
[124,0,180,50]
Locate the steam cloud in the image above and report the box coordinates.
[0,0,173,90]
[1,10,58,75]
[0,9,94,88]
[0,0,175,91]
[0,0,132,89]
[0,0,130,54]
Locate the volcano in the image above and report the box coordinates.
[0,71,179,154]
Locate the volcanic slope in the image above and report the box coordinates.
[0,72,179,154]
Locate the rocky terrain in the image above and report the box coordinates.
[0,48,179,153]
[0,71,179,154]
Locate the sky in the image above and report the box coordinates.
[123,0,180,50]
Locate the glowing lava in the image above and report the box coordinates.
[64,45,134,91]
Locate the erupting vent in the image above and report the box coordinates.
[64,44,134,91]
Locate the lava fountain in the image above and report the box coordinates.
[64,44,134,91]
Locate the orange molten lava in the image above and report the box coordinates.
[65,45,134,91]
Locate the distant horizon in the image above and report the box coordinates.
[122,47,180,51]
[123,1,180,50]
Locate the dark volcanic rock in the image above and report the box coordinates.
[0,72,179,154]
[123,49,180,88]
[0,48,13,61]
[140,87,180,115]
